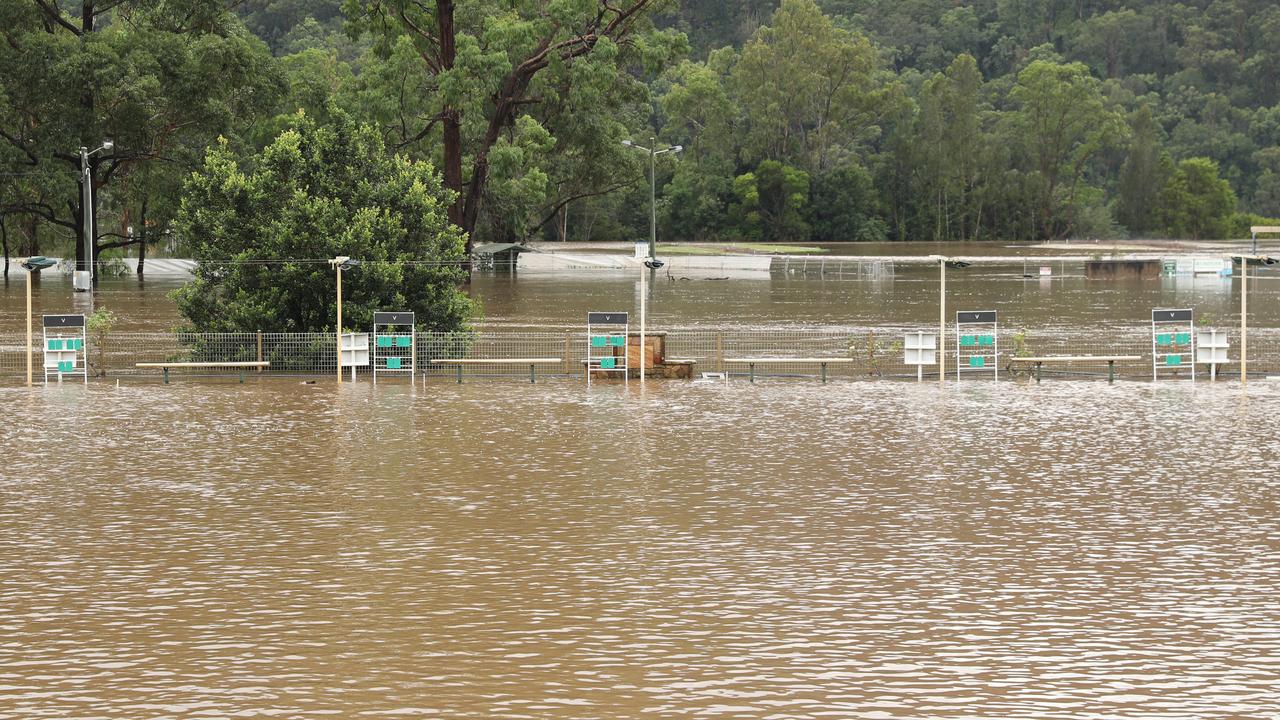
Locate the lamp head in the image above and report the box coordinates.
[621,139,633,147]
[21,256,56,271]
[644,259,665,270]
[672,145,683,153]
[102,139,113,151]
[1235,254,1277,267]
[931,255,971,269]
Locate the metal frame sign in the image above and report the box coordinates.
[42,314,87,385]
[903,331,937,382]
[1152,308,1195,382]
[955,310,998,380]
[586,312,628,386]
[373,311,415,384]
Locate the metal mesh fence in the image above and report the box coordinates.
[3,327,1280,383]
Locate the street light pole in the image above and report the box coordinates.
[939,258,946,385]
[331,257,359,383]
[21,256,56,387]
[648,137,657,261]
[77,140,112,297]
[336,261,344,383]
[622,138,682,389]
[1233,253,1278,385]
[930,256,971,386]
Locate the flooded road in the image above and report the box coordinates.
[3,380,1279,718]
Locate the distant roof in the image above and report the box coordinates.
[472,243,533,255]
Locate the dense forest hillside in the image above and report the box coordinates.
[5,0,1280,263]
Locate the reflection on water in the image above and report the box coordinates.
[2,381,1279,717]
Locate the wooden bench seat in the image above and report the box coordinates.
[430,358,563,383]
[136,361,270,384]
[1008,355,1142,383]
[724,357,854,383]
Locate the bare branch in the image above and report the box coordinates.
[32,0,81,35]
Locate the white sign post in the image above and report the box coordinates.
[903,331,937,382]
[340,332,370,382]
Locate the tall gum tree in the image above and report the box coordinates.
[0,1,280,272]
[346,0,677,256]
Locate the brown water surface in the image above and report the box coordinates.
[3,267,1278,333]
[2,380,1279,717]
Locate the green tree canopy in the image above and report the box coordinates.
[0,0,281,268]
[1161,157,1238,240]
[174,112,475,333]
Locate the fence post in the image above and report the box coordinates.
[715,332,724,372]
[564,331,572,375]
[256,331,263,373]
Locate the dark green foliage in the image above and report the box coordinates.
[8,0,1280,250]
[174,112,475,333]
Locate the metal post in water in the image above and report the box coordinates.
[640,262,646,388]
[335,262,343,384]
[1241,259,1248,386]
[25,269,33,387]
[938,259,946,385]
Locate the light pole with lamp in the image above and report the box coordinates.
[1233,253,1277,385]
[622,138,681,387]
[21,256,58,386]
[330,256,360,383]
[77,140,113,295]
[930,255,971,384]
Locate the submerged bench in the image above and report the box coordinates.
[431,358,562,383]
[1009,355,1141,384]
[724,357,854,383]
[136,361,270,384]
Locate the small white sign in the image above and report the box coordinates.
[341,332,370,367]
[903,332,937,366]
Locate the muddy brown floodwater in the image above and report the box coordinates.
[2,379,1279,718]
[3,264,1278,332]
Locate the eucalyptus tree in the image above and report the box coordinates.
[0,0,281,270]
[345,0,682,254]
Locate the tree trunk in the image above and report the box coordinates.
[435,0,470,273]
[1,215,9,280]
[77,1,97,275]
[137,198,147,276]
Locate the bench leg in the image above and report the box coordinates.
[239,369,245,384]
[530,364,536,384]
[1108,360,1116,384]
[749,363,755,383]
[457,365,463,384]
[1035,363,1041,383]
[163,368,169,384]
[821,363,827,383]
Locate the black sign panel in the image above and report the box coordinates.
[43,314,85,328]
[373,311,414,325]
[587,312,629,325]
[1152,308,1193,322]
[956,310,997,324]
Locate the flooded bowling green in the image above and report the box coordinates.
[2,259,1280,717]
